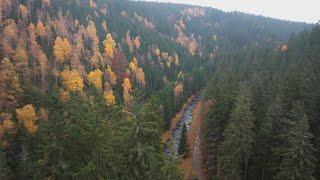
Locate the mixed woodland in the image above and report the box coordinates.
[0,0,319,179]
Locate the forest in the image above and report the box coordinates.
[0,0,318,179]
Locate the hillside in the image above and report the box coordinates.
[0,0,318,179]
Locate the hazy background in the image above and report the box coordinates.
[138,0,319,23]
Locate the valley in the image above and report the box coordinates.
[0,0,319,179]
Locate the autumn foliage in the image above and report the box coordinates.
[122,78,133,106]
[104,91,116,106]
[54,37,72,63]
[16,104,37,134]
[60,69,84,92]
[88,69,103,89]
[106,66,117,85]
[0,113,15,140]
[104,33,116,59]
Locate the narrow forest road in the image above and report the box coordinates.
[188,99,212,180]
[193,127,202,179]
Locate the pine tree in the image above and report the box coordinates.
[178,123,189,158]
[218,82,254,180]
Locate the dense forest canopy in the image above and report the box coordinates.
[0,0,318,179]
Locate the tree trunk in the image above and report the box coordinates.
[244,159,248,180]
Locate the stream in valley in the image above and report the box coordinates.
[164,95,201,156]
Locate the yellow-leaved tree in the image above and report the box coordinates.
[106,66,117,85]
[104,91,116,106]
[129,57,138,72]
[60,69,84,92]
[53,37,72,64]
[0,113,16,139]
[122,78,132,106]
[88,69,103,89]
[135,68,146,88]
[0,58,22,110]
[128,57,146,88]
[36,20,46,38]
[16,104,37,134]
[103,33,116,59]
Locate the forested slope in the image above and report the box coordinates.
[202,25,320,179]
[0,0,314,179]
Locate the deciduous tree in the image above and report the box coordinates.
[0,58,22,110]
[88,69,103,89]
[122,78,132,106]
[105,66,117,85]
[16,104,37,134]
[53,37,72,64]
[103,33,116,59]
[60,69,84,92]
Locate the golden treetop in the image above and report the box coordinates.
[135,68,146,88]
[129,57,138,72]
[16,104,37,134]
[88,69,103,89]
[104,91,116,106]
[103,33,116,59]
[53,37,72,63]
[60,69,84,92]
[13,45,28,67]
[0,58,22,97]
[0,113,15,139]
[36,20,46,37]
[122,78,132,92]
[106,66,117,85]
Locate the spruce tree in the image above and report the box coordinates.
[255,96,288,178]
[178,123,189,158]
[218,82,254,180]
[276,114,316,180]
[0,150,10,180]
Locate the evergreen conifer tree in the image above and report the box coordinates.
[218,82,254,180]
[178,123,189,158]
